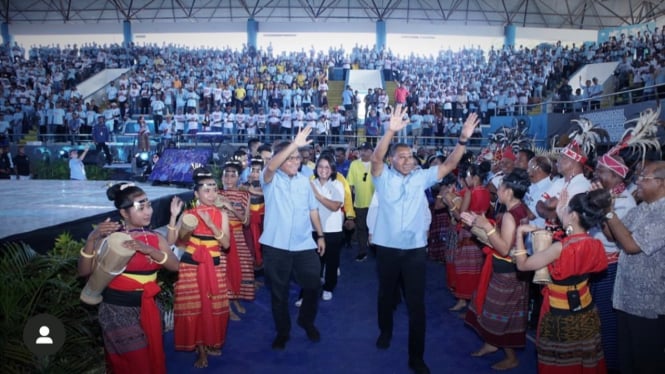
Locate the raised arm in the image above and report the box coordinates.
[79,145,90,160]
[371,104,408,177]
[438,113,479,180]
[263,125,312,183]
[166,196,183,245]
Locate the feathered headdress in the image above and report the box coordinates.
[191,162,205,171]
[486,125,534,164]
[191,162,213,180]
[222,157,244,173]
[533,146,558,162]
[560,118,609,164]
[487,125,533,154]
[250,155,264,166]
[606,106,663,168]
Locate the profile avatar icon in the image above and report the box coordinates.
[35,325,53,345]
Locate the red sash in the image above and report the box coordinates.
[249,209,264,267]
[191,244,222,346]
[472,246,503,315]
[470,218,499,315]
[110,275,165,374]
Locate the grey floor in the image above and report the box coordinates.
[0,179,190,240]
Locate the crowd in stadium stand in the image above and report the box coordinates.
[1,27,664,374]
[1,25,665,148]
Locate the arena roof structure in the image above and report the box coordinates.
[1,0,664,30]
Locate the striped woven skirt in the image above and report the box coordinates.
[173,262,229,351]
[225,221,255,300]
[444,226,459,292]
[465,271,529,348]
[537,307,606,374]
[452,227,483,300]
[427,207,451,263]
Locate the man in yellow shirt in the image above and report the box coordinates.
[173,77,182,90]
[234,85,247,113]
[346,142,375,261]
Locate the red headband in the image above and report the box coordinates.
[561,141,587,164]
[502,147,516,161]
[597,154,629,178]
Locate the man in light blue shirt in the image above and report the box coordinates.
[69,145,89,180]
[342,85,354,112]
[260,126,326,350]
[370,104,479,374]
[524,156,554,231]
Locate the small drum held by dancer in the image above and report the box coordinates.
[470,225,492,247]
[531,229,553,284]
[179,213,199,239]
[80,232,135,305]
[445,192,462,211]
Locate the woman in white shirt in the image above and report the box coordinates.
[311,154,345,301]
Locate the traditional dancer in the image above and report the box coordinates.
[79,183,179,374]
[219,158,255,320]
[173,166,231,368]
[448,161,491,312]
[514,189,610,374]
[244,155,266,270]
[461,169,531,371]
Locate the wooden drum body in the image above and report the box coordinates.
[80,232,136,305]
[532,229,553,285]
[182,213,198,231]
[470,226,492,247]
[445,192,462,212]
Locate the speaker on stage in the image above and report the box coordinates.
[148,148,213,185]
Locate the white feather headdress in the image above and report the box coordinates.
[567,118,610,158]
[607,106,663,166]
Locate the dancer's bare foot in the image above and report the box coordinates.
[233,300,246,314]
[491,357,519,370]
[229,308,241,321]
[194,346,208,368]
[449,299,467,311]
[205,346,222,356]
[471,343,498,357]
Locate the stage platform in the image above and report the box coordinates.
[0,180,193,253]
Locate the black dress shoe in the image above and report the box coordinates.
[271,334,289,350]
[375,332,391,349]
[408,359,430,374]
[297,320,321,342]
